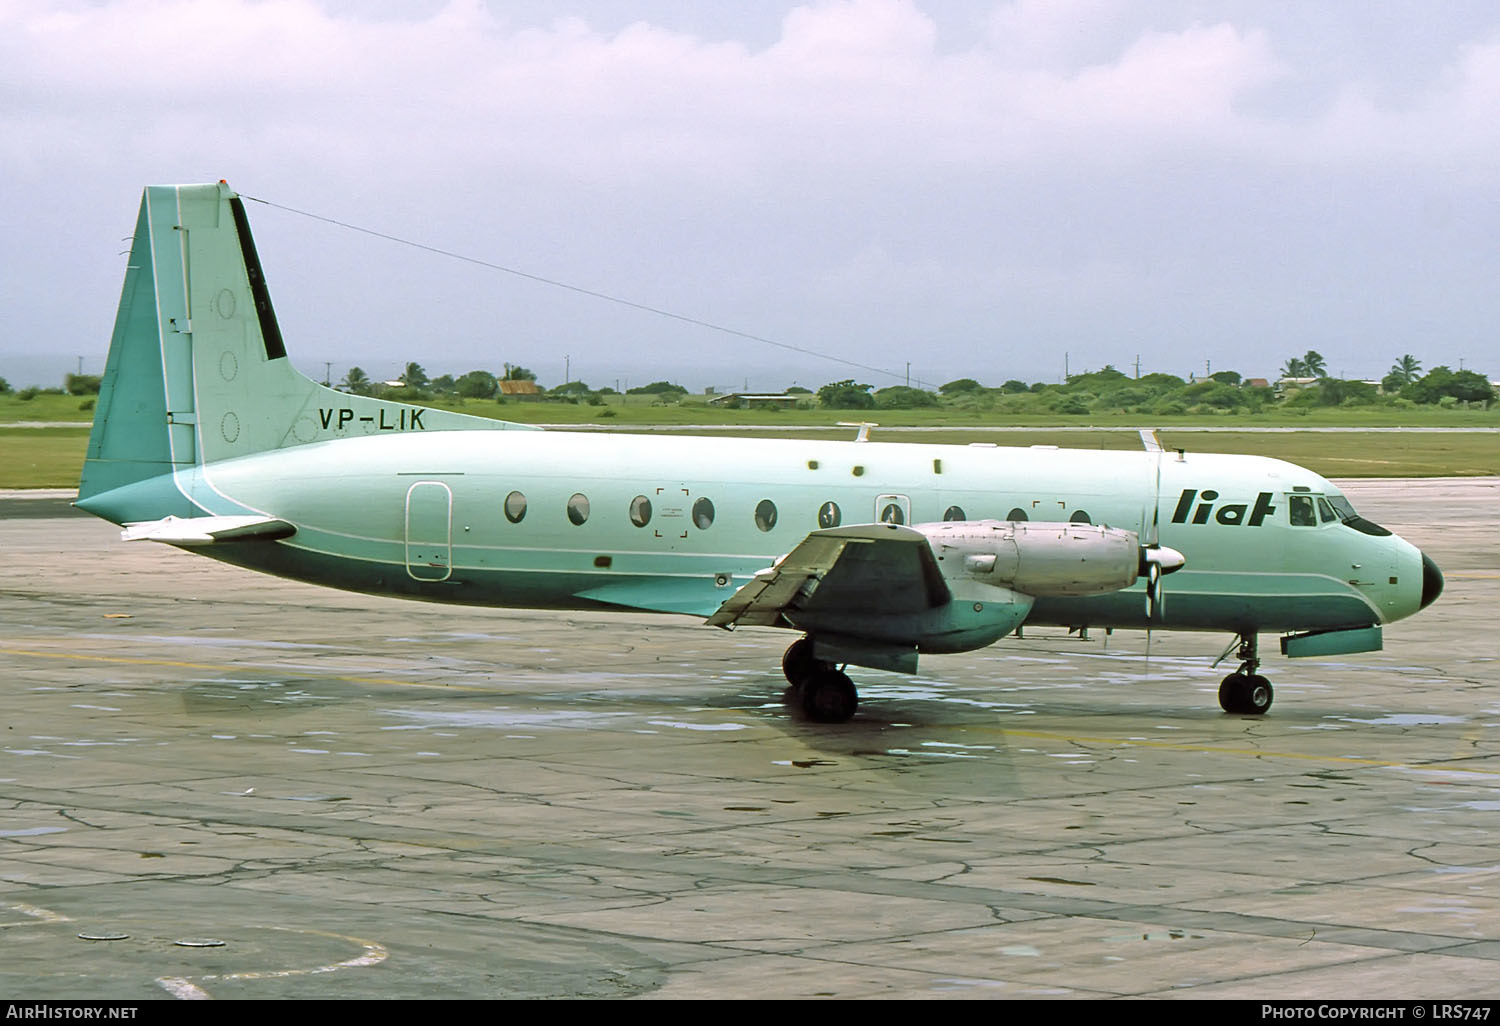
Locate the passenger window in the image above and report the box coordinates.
[818,501,841,529]
[879,502,905,525]
[1288,495,1316,526]
[1317,497,1337,524]
[567,493,590,526]
[1007,507,1028,522]
[629,495,652,528]
[943,505,966,521]
[754,499,778,532]
[692,497,715,530]
[1069,510,1092,525]
[503,490,527,524]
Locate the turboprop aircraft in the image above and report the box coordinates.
[75,183,1444,722]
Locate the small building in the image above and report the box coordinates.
[1274,376,1319,397]
[707,392,800,410]
[498,379,541,400]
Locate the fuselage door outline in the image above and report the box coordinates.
[405,481,453,582]
[876,494,911,526]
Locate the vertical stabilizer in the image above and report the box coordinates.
[78,183,534,521]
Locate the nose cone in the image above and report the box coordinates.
[1420,551,1444,609]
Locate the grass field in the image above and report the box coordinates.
[6,422,1495,489]
[4,388,1499,429]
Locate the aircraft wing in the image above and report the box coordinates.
[120,514,296,545]
[706,523,950,629]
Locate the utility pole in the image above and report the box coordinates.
[324,361,332,387]
[1134,354,1140,379]
[1064,352,1069,381]
[905,362,910,387]
[565,354,570,384]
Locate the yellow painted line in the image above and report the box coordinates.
[0,646,495,693]
[6,646,1493,777]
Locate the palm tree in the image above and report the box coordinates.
[401,362,429,390]
[1389,354,1422,385]
[1302,350,1327,378]
[340,366,372,395]
[1280,357,1309,379]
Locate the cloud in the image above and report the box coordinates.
[2,1,1498,385]
[5,0,1495,183]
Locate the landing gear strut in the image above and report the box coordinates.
[1218,633,1273,715]
[782,636,859,723]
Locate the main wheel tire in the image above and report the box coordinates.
[800,669,858,723]
[1243,674,1273,714]
[1219,672,1274,714]
[782,636,828,686]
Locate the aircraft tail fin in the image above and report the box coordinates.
[78,183,533,520]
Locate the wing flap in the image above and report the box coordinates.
[707,523,949,629]
[121,514,296,545]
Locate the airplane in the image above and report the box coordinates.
[75,183,1444,722]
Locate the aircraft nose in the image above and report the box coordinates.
[1420,551,1444,610]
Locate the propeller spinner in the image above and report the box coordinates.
[1140,544,1185,620]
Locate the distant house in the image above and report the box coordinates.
[498,379,541,399]
[707,392,800,410]
[1274,376,1319,397]
[1243,377,1270,390]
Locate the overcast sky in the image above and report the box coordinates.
[3,0,1498,392]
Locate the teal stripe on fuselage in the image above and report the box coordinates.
[91,429,1399,633]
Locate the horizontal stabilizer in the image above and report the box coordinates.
[121,514,296,545]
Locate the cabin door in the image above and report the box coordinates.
[405,481,452,581]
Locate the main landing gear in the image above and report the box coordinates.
[782,636,858,723]
[1218,633,1273,715]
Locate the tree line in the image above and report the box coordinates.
[815,352,1494,412]
[7,355,1488,415]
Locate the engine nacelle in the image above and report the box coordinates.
[915,519,1141,598]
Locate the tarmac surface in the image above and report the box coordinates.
[1,478,1496,1000]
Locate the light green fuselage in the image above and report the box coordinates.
[96,427,1426,636]
[74,183,1435,671]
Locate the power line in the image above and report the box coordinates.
[242,194,913,386]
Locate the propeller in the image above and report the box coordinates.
[1137,432,1185,622]
[1140,544,1186,620]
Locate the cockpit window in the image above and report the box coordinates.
[1288,495,1317,526]
[1317,497,1337,524]
[1327,494,1393,537]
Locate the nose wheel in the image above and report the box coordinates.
[782,636,859,723]
[1217,633,1273,715]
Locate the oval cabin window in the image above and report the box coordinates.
[629,495,652,528]
[504,491,527,524]
[567,493,590,526]
[754,499,778,532]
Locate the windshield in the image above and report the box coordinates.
[1325,494,1392,537]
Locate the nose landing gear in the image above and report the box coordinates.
[1217,633,1273,715]
[782,636,859,723]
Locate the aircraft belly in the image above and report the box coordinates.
[1030,589,1379,632]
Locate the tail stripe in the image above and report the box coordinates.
[228,195,286,361]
